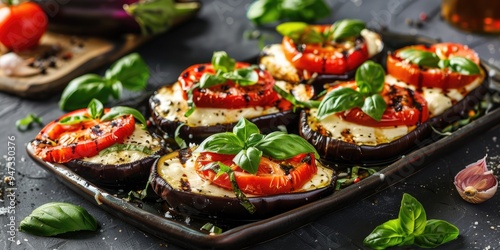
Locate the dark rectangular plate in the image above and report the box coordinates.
[26,32,500,249]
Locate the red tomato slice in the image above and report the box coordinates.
[33,109,136,163]
[282,25,369,75]
[0,2,48,51]
[178,62,284,109]
[331,81,429,127]
[195,152,318,195]
[387,43,482,89]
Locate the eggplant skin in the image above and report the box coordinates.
[148,93,299,145]
[65,147,166,189]
[149,149,336,220]
[299,73,489,164]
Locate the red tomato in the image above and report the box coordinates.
[387,43,482,89]
[0,2,48,51]
[282,25,369,75]
[178,62,286,109]
[195,152,318,195]
[331,81,429,127]
[33,109,136,163]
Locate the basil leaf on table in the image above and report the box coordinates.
[247,0,330,25]
[414,219,460,248]
[363,193,460,249]
[19,202,98,237]
[59,53,150,111]
[16,113,43,131]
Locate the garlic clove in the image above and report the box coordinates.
[454,155,498,204]
[0,52,39,77]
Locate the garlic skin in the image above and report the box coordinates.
[454,155,498,204]
[0,52,39,77]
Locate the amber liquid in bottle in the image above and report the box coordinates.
[441,0,500,33]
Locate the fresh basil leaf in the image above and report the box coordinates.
[59,115,92,125]
[398,49,440,68]
[174,123,187,148]
[223,68,259,86]
[101,106,147,126]
[214,162,256,214]
[233,147,262,174]
[196,133,244,155]
[105,53,149,91]
[276,22,324,44]
[332,19,365,41]
[272,84,320,108]
[87,99,104,120]
[212,51,235,73]
[316,87,364,119]
[200,222,223,235]
[16,113,43,131]
[363,219,407,249]
[199,73,227,88]
[361,94,386,121]
[355,60,385,95]
[246,0,281,25]
[256,132,319,159]
[281,0,331,23]
[399,193,427,236]
[414,219,459,248]
[438,58,450,69]
[110,80,123,100]
[59,74,111,111]
[233,118,260,142]
[447,56,481,75]
[19,202,98,236]
[99,143,152,156]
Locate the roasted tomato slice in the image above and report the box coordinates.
[194,152,318,195]
[178,62,282,109]
[387,43,482,89]
[332,81,429,127]
[33,109,136,163]
[282,25,369,75]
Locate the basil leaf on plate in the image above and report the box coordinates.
[332,19,365,41]
[101,106,147,126]
[87,98,104,120]
[196,133,244,155]
[256,132,319,159]
[316,87,364,119]
[199,73,226,88]
[59,115,92,125]
[414,219,460,248]
[233,146,263,174]
[233,118,261,142]
[19,202,98,236]
[398,49,440,68]
[99,143,152,156]
[105,53,150,91]
[361,94,386,122]
[447,56,481,75]
[355,60,385,95]
[212,51,236,73]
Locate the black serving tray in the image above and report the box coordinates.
[26,32,500,249]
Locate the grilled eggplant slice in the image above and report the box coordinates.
[150,148,336,220]
[65,125,165,188]
[299,71,489,164]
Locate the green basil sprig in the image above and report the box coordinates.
[247,0,331,25]
[397,49,480,75]
[59,99,147,128]
[19,202,98,236]
[276,19,366,45]
[16,113,43,131]
[195,118,318,174]
[363,193,459,249]
[316,60,387,121]
[59,53,150,111]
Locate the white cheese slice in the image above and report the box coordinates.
[157,150,334,198]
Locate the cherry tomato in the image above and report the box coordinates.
[331,81,429,127]
[178,62,285,109]
[0,2,48,51]
[282,25,369,75]
[195,152,318,195]
[33,109,136,163]
[387,43,482,89]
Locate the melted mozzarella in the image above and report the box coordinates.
[153,81,310,127]
[157,151,334,198]
[308,109,409,146]
[385,74,484,117]
[82,125,161,165]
